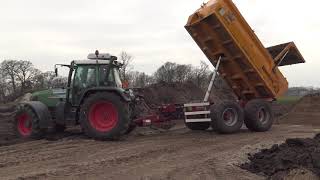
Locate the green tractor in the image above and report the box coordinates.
[14,51,136,140]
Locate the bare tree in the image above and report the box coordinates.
[16,60,40,93]
[1,60,19,93]
[33,71,56,89]
[119,51,133,81]
[176,64,193,83]
[126,70,154,88]
[154,62,177,83]
[192,60,211,89]
[0,73,7,102]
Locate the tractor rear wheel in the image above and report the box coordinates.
[210,101,244,134]
[185,122,210,131]
[79,92,130,140]
[244,99,274,132]
[14,105,46,139]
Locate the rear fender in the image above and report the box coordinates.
[21,101,52,128]
[79,87,131,105]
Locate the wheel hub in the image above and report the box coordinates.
[258,107,270,124]
[222,108,238,127]
[89,101,118,132]
[17,113,32,137]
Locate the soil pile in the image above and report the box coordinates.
[0,93,32,146]
[138,82,204,106]
[270,168,318,180]
[272,102,292,118]
[139,82,235,106]
[241,134,320,177]
[279,93,320,125]
[0,108,18,146]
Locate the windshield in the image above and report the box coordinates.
[74,65,97,89]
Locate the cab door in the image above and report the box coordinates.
[71,65,98,105]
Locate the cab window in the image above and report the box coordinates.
[99,65,116,87]
[74,65,97,89]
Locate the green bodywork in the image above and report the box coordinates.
[31,89,66,108]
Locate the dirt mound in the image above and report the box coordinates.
[0,111,18,146]
[279,93,320,126]
[0,104,15,113]
[139,82,235,106]
[139,82,205,105]
[0,103,17,146]
[0,93,32,146]
[241,134,320,177]
[272,102,293,118]
[270,168,318,180]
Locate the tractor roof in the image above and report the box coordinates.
[73,60,112,65]
[73,59,123,67]
[72,52,122,66]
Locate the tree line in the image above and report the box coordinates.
[119,51,228,92]
[0,51,228,103]
[0,60,67,103]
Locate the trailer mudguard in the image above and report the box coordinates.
[22,101,52,128]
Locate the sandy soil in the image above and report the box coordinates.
[0,94,319,180]
[0,123,318,180]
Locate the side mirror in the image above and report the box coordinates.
[55,68,58,77]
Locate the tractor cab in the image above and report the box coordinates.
[55,51,125,106]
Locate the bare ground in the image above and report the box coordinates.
[0,123,318,180]
[0,94,319,180]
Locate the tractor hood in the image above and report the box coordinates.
[31,89,66,108]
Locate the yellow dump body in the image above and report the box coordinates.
[186,0,305,100]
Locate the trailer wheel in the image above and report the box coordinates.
[244,99,274,132]
[14,105,46,139]
[210,101,244,134]
[185,122,210,131]
[79,92,130,140]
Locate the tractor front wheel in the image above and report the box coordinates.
[79,92,130,140]
[14,105,46,139]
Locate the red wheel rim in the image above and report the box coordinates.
[17,113,32,137]
[89,101,118,132]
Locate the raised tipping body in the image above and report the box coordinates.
[184,0,305,133]
[185,0,305,101]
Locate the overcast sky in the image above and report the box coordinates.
[0,0,319,87]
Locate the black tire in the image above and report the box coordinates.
[210,101,244,134]
[14,105,46,139]
[185,122,210,131]
[125,124,137,134]
[79,92,130,140]
[244,99,274,132]
[53,124,66,133]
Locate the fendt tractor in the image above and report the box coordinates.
[14,0,305,140]
[15,51,141,140]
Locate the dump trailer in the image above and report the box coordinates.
[184,0,305,133]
